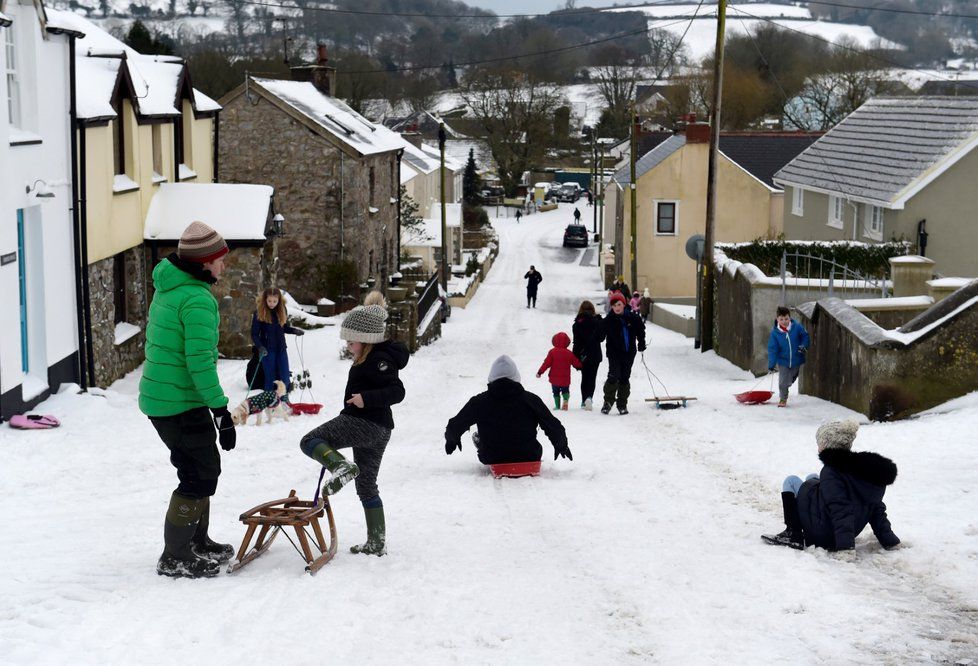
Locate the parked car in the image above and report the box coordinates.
[558,183,581,202]
[563,224,589,248]
[546,183,562,201]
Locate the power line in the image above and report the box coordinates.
[338,18,692,75]
[803,0,978,21]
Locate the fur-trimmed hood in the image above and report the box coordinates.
[819,449,897,486]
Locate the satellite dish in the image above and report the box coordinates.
[685,234,705,261]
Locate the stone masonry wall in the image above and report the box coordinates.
[219,93,398,304]
[88,247,148,388]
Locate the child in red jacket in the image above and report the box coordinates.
[537,331,582,410]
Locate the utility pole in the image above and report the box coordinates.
[629,112,639,291]
[591,134,598,233]
[701,0,727,352]
[438,123,448,292]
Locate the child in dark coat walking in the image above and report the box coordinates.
[767,305,810,407]
[537,331,582,410]
[299,305,409,556]
[762,419,900,554]
[445,355,572,465]
[251,288,304,392]
[597,292,646,415]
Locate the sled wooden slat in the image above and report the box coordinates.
[644,396,697,409]
[227,489,337,576]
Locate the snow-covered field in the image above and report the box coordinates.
[2,205,977,663]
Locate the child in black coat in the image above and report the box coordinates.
[763,419,900,553]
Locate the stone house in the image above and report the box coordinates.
[605,125,820,298]
[0,1,80,419]
[774,97,978,278]
[218,60,403,305]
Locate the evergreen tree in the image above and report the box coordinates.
[399,186,430,246]
[462,148,481,206]
[124,21,175,56]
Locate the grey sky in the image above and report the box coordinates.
[464,0,628,15]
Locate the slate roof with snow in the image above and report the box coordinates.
[614,135,686,184]
[252,78,404,157]
[774,97,978,208]
[144,183,274,241]
[0,10,12,25]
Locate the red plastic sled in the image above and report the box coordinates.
[289,402,323,416]
[488,461,541,479]
[735,390,773,405]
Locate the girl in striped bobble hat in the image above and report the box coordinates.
[298,303,409,556]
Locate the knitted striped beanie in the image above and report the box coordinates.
[177,221,229,263]
[340,305,388,344]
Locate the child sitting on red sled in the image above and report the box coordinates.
[445,355,572,465]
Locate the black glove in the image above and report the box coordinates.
[258,347,268,359]
[554,445,573,461]
[212,407,236,451]
[768,367,776,374]
[638,342,646,353]
[445,439,461,455]
[798,346,807,355]
[292,329,305,336]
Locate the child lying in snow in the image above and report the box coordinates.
[762,419,900,554]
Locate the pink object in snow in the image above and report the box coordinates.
[8,414,61,429]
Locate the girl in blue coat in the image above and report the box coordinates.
[766,305,811,407]
[251,288,304,392]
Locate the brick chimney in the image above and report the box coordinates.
[685,122,711,143]
[401,132,423,149]
[290,43,337,97]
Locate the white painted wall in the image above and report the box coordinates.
[0,4,77,398]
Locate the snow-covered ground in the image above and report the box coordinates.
[2,204,978,663]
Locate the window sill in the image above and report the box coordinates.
[114,322,142,346]
[826,219,844,230]
[113,175,140,194]
[152,172,167,185]
[178,164,197,181]
[655,232,679,237]
[791,209,804,217]
[9,129,43,146]
[862,230,883,242]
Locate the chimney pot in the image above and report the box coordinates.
[317,43,328,66]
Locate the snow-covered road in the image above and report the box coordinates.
[2,205,977,664]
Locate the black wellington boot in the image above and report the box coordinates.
[601,380,617,414]
[761,492,806,550]
[157,493,221,578]
[191,497,235,564]
[616,382,631,415]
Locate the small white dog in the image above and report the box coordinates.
[231,380,290,426]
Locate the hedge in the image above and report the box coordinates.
[718,239,911,279]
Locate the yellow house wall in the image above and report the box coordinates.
[627,143,776,298]
[186,100,215,182]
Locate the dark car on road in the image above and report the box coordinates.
[563,224,589,248]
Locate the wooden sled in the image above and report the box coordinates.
[645,396,697,410]
[227,489,337,575]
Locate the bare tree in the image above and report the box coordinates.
[460,71,565,196]
[647,28,687,76]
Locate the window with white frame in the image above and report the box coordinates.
[828,195,844,229]
[791,186,804,216]
[152,123,163,179]
[654,200,678,235]
[865,204,883,239]
[4,23,21,128]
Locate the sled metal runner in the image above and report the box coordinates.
[644,396,697,409]
[227,489,337,575]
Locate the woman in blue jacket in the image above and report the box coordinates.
[251,288,304,392]
[766,305,810,407]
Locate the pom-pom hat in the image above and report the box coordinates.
[816,419,859,452]
[340,305,388,344]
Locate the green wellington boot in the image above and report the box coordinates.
[191,497,235,564]
[350,505,386,556]
[309,442,360,496]
[157,493,220,578]
[552,394,561,410]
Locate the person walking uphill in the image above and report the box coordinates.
[445,355,572,465]
[767,305,811,407]
[251,287,304,393]
[597,292,646,415]
[572,300,603,410]
[524,265,543,308]
[139,221,236,579]
[537,331,582,410]
[762,420,900,554]
[299,305,408,556]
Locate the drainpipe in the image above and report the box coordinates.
[395,148,403,275]
[212,111,219,182]
[339,150,345,261]
[849,200,859,241]
[79,124,96,388]
[68,35,87,391]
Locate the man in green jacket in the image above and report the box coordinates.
[139,221,236,578]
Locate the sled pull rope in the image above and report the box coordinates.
[312,465,328,507]
[640,353,670,398]
[295,335,318,404]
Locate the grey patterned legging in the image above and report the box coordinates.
[300,414,391,501]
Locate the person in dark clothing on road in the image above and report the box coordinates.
[596,292,646,415]
[573,207,581,223]
[445,355,572,465]
[572,300,603,411]
[762,419,900,555]
[524,265,543,308]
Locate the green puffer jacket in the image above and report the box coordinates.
[138,257,228,417]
